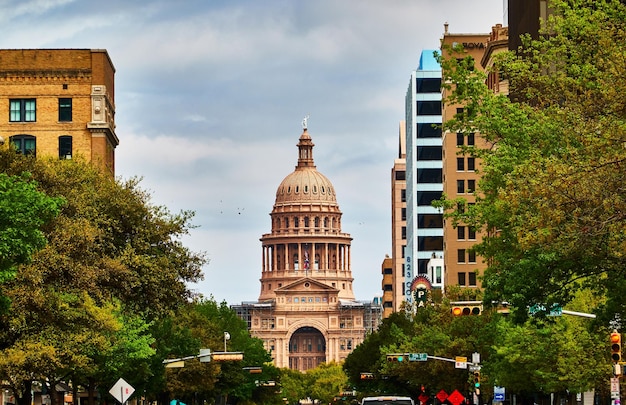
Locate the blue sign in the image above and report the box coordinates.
[494,386,505,401]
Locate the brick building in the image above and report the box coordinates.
[440,28,491,291]
[0,49,118,174]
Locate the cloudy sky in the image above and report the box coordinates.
[0,0,504,305]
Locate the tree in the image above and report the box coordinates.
[344,298,498,400]
[435,0,626,323]
[0,171,62,309]
[305,362,348,404]
[159,298,274,405]
[279,368,307,405]
[343,312,414,396]
[0,148,205,404]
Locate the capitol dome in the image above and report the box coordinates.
[274,129,338,206]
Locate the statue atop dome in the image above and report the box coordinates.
[302,114,309,130]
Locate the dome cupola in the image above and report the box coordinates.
[274,129,338,206]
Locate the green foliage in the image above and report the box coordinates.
[0,147,206,403]
[343,312,413,395]
[305,362,348,404]
[0,171,63,287]
[345,289,611,399]
[157,298,275,404]
[489,315,609,394]
[279,368,307,404]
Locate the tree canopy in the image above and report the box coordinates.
[0,171,62,285]
[344,291,611,403]
[435,0,626,323]
[0,147,205,405]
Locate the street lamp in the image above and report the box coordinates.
[224,332,230,352]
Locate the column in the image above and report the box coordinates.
[339,245,344,271]
[272,244,277,271]
[262,246,266,273]
[297,243,302,272]
[325,243,330,272]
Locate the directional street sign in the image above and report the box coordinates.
[494,386,505,402]
[529,304,562,316]
[409,352,428,361]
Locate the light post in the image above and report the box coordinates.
[224,332,230,352]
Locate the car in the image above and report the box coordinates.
[360,396,415,405]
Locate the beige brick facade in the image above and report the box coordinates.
[440,33,491,290]
[0,49,118,174]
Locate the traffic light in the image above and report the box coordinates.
[360,372,375,380]
[387,353,405,362]
[473,370,481,395]
[451,305,482,316]
[611,332,621,363]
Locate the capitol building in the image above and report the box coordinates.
[233,123,381,371]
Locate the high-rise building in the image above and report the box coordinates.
[384,122,407,316]
[403,49,444,308]
[440,28,491,290]
[0,49,118,174]
[233,124,381,371]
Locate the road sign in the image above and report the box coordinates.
[529,304,562,316]
[455,356,467,369]
[212,351,244,361]
[109,378,135,405]
[409,352,428,361]
[611,377,620,395]
[436,390,448,403]
[494,386,505,401]
[447,389,465,405]
[199,348,211,363]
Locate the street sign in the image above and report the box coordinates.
[436,390,448,403]
[109,378,135,405]
[611,377,620,395]
[409,352,428,361]
[212,351,244,361]
[529,304,562,316]
[447,390,465,405]
[455,356,467,369]
[199,348,211,363]
[494,386,505,402]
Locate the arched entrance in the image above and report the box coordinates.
[288,326,326,371]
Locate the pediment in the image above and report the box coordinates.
[274,277,339,294]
